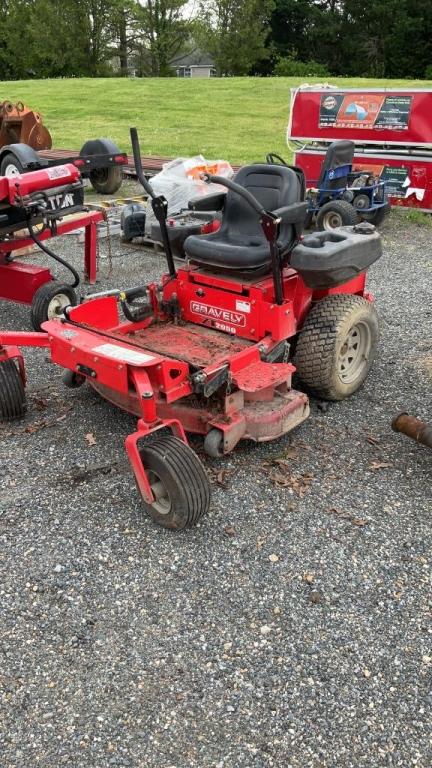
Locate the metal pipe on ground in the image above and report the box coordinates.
[392,413,432,449]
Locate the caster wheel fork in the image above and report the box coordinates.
[126,431,211,530]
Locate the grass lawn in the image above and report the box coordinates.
[1,76,431,164]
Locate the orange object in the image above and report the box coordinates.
[0,100,52,150]
[184,159,233,180]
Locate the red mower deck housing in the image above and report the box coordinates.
[43,268,316,452]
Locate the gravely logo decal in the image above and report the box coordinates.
[190,301,246,327]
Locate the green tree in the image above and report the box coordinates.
[104,0,141,76]
[339,0,402,77]
[362,0,432,78]
[0,0,137,79]
[264,0,432,78]
[198,0,274,76]
[268,0,317,62]
[133,1,192,76]
[26,1,92,77]
[78,0,124,75]
[0,0,34,79]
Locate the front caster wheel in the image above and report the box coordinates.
[31,281,77,331]
[63,370,85,389]
[0,359,26,420]
[203,428,224,458]
[138,435,211,530]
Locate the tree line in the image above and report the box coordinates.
[0,1,431,80]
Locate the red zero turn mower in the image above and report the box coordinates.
[0,129,382,530]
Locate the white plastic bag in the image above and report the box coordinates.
[145,155,233,234]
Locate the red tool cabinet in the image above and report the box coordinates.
[289,87,432,211]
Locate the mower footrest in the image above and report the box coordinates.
[233,360,294,393]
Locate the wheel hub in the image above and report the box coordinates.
[47,293,71,319]
[91,168,108,182]
[4,163,21,178]
[323,211,343,229]
[354,194,370,210]
[148,470,172,515]
[337,321,371,384]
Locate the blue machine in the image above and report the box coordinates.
[305,140,390,230]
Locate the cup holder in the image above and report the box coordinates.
[291,225,382,289]
[302,231,347,249]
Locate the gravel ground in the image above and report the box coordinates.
[0,208,431,768]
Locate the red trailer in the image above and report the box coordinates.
[289,86,432,212]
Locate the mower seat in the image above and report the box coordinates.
[184,164,304,272]
[318,140,355,189]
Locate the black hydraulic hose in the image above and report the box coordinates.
[120,299,153,324]
[120,285,152,323]
[123,285,148,302]
[27,220,80,288]
[266,152,288,166]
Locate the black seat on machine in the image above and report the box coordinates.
[184,163,304,272]
[317,140,355,189]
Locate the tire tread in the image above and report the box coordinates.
[140,435,210,529]
[295,294,378,400]
[0,359,26,420]
[31,281,77,331]
[316,199,358,229]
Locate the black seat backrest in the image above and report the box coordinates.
[220,163,302,248]
[318,140,355,189]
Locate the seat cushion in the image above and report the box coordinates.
[185,230,270,270]
[184,163,302,272]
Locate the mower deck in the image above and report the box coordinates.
[93,377,309,444]
[113,320,253,368]
[44,308,309,448]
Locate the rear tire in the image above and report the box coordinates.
[362,207,388,226]
[89,166,123,195]
[303,211,314,229]
[316,200,358,230]
[0,359,26,420]
[294,294,379,400]
[139,435,211,529]
[31,281,77,331]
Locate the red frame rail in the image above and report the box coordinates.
[0,209,104,305]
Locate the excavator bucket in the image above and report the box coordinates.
[0,100,52,151]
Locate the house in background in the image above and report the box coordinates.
[172,50,216,78]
